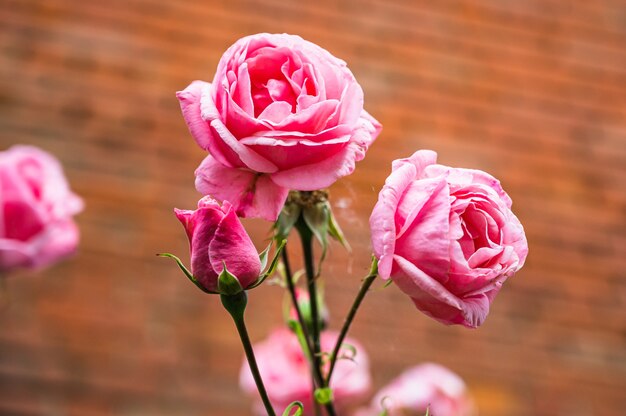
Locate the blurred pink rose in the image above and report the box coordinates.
[177,33,382,221]
[240,328,371,415]
[0,145,83,273]
[174,196,261,292]
[354,363,475,416]
[370,150,528,328]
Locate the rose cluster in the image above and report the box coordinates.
[170,33,528,416]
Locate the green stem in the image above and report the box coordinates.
[295,219,337,416]
[282,247,325,387]
[221,292,276,416]
[326,257,378,383]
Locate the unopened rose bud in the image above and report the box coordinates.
[174,197,261,293]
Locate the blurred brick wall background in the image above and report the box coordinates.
[1,0,625,415]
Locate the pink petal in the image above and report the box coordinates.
[369,162,416,279]
[195,154,288,221]
[269,110,381,190]
[395,178,451,283]
[209,206,261,289]
[393,254,464,321]
[174,203,223,292]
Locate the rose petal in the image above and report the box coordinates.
[269,110,381,190]
[195,154,288,221]
[209,206,261,289]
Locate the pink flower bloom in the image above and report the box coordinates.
[174,197,261,292]
[240,328,371,415]
[178,33,382,221]
[370,150,528,328]
[354,363,475,416]
[0,145,83,273]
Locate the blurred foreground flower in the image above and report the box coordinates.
[370,150,528,328]
[240,327,371,415]
[354,363,475,416]
[178,33,382,221]
[0,145,83,273]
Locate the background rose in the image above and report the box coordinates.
[353,363,475,416]
[240,328,371,415]
[370,150,528,328]
[178,33,382,221]
[0,145,83,273]
[174,196,261,293]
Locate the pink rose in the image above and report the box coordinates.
[177,33,382,221]
[240,328,371,415]
[174,197,261,293]
[370,150,528,328]
[0,145,83,273]
[354,363,475,416]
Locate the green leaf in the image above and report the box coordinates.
[286,319,312,361]
[338,343,357,362]
[314,387,333,405]
[327,205,351,252]
[157,253,216,294]
[282,401,304,416]
[217,262,243,295]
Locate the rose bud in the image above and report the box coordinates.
[177,33,382,221]
[354,363,475,416]
[174,197,261,293]
[0,145,83,273]
[239,328,371,416]
[370,150,528,328]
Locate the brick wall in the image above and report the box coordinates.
[1,0,625,415]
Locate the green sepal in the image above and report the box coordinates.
[282,401,304,416]
[157,253,216,294]
[314,387,333,405]
[248,239,287,289]
[302,202,329,251]
[424,407,430,416]
[218,262,243,296]
[327,205,351,252]
[258,241,272,273]
[275,204,302,241]
[382,279,394,289]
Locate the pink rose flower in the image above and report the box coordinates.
[240,328,371,415]
[174,196,261,292]
[354,363,475,416]
[370,150,528,328]
[0,145,83,273]
[177,33,382,221]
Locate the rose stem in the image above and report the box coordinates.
[221,291,276,416]
[295,220,338,416]
[282,247,326,388]
[326,257,378,383]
